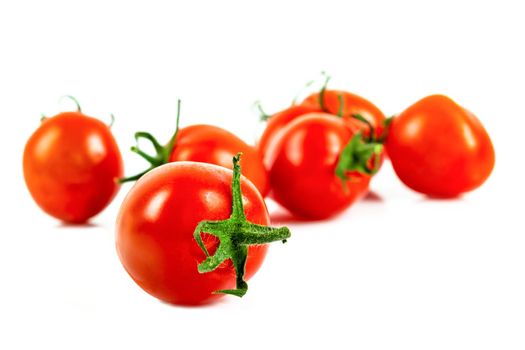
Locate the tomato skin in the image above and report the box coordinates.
[266,113,370,219]
[116,162,268,306]
[23,112,123,223]
[258,104,322,159]
[169,125,269,196]
[385,95,495,197]
[301,89,386,139]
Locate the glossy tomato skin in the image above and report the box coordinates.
[266,113,370,220]
[258,104,321,160]
[386,95,495,197]
[169,124,269,197]
[301,89,386,140]
[23,112,123,223]
[116,162,268,306]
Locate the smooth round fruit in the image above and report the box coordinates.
[116,162,269,305]
[265,113,371,219]
[23,112,123,223]
[386,94,495,197]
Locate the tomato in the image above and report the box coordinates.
[385,94,495,197]
[257,80,385,219]
[122,101,269,196]
[116,156,290,305]
[265,113,377,219]
[301,89,386,140]
[23,103,123,223]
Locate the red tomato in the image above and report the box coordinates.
[301,89,386,140]
[265,113,373,219]
[23,111,123,223]
[386,94,495,197]
[122,102,269,196]
[116,158,289,305]
[169,125,268,196]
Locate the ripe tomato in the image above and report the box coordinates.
[385,94,495,197]
[301,89,387,140]
[116,156,290,305]
[23,103,123,223]
[122,101,269,196]
[265,113,378,219]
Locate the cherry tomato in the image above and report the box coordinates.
[23,106,123,223]
[265,113,374,219]
[116,158,290,305]
[122,101,269,196]
[385,94,495,197]
[301,89,386,140]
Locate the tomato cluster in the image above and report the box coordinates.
[22,78,495,306]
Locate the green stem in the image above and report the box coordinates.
[59,95,82,113]
[377,115,395,143]
[119,100,182,184]
[109,114,115,128]
[351,114,375,142]
[336,93,344,118]
[318,72,331,112]
[254,101,271,122]
[193,153,291,297]
[164,99,182,158]
[291,79,315,105]
[335,132,384,182]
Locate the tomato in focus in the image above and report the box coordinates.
[116,162,272,305]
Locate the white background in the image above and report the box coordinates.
[1,1,524,349]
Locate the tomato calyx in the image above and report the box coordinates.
[314,73,346,118]
[335,131,383,182]
[59,95,82,113]
[193,153,291,297]
[318,72,331,113]
[41,95,83,122]
[254,101,271,121]
[41,97,116,127]
[335,113,384,183]
[108,114,115,128]
[119,100,182,183]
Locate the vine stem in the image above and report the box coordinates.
[119,99,182,184]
